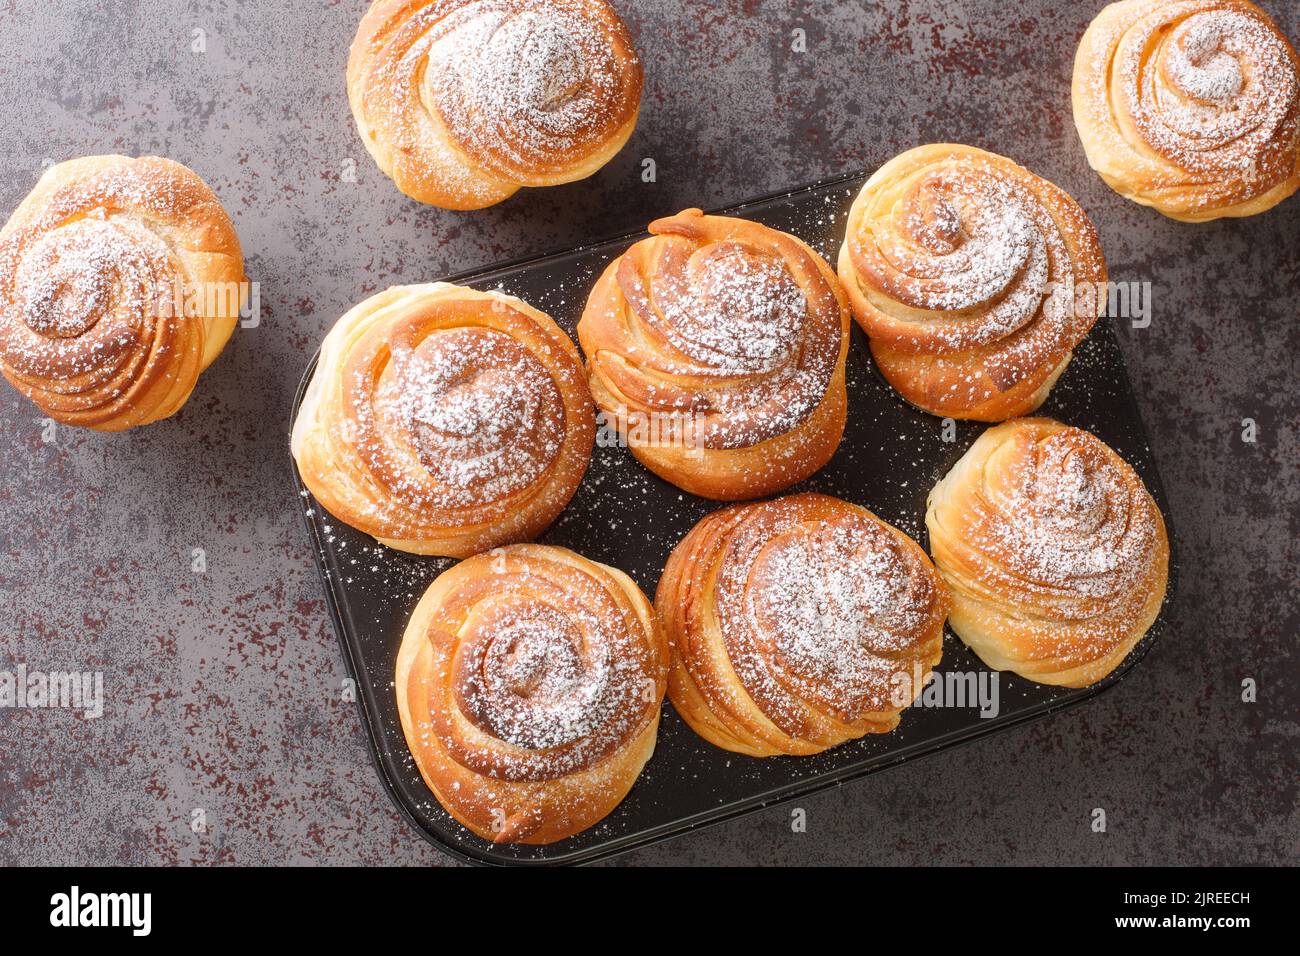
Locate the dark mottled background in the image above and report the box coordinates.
[0,0,1295,866]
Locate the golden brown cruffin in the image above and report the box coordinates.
[290,283,595,557]
[1073,0,1300,222]
[347,0,643,210]
[395,544,668,844]
[0,155,245,431]
[656,493,949,757]
[926,418,1170,688]
[578,209,850,501]
[837,144,1106,422]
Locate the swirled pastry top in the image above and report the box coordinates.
[840,144,1105,366]
[401,545,664,779]
[578,209,849,451]
[290,284,594,556]
[396,544,667,842]
[927,418,1169,666]
[667,494,948,741]
[0,155,244,431]
[1073,0,1300,219]
[348,0,643,208]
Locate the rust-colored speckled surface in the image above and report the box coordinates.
[0,0,1295,866]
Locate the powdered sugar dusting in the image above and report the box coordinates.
[1165,14,1245,104]
[0,157,232,426]
[985,428,1160,606]
[1135,8,1299,178]
[2,217,173,385]
[1087,0,1300,205]
[653,243,807,375]
[297,285,594,552]
[855,156,1079,351]
[745,520,928,712]
[425,1,631,171]
[845,147,1103,416]
[711,499,942,727]
[360,0,641,197]
[456,599,615,752]
[375,327,565,509]
[604,215,844,451]
[433,554,659,781]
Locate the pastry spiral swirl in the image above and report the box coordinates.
[347,0,643,209]
[290,284,594,557]
[0,155,245,431]
[578,209,850,501]
[395,544,668,844]
[656,493,949,756]
[837,144,1106,422]
[926,418,1169,688]
[1073,0,1300,221]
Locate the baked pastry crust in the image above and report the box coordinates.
[395,544,668,844]
[838,144,1106,422]
[347,0,643,209]
[0,155,245,431]
[656,493,949,756]
[1073,0,1300,222]
[291,283,594,557]
[926,418,1170,688]
[578,209,850,501]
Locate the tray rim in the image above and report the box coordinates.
[286,172,1181,867]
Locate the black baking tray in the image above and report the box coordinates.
[289,171,1178,866]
